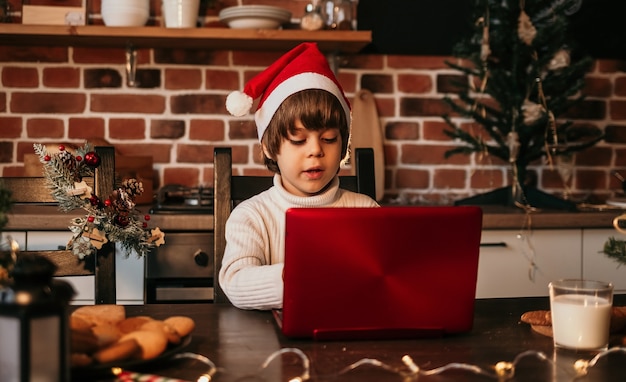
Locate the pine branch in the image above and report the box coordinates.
[600,237,626,266]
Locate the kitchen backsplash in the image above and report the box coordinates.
[0,0,625,205]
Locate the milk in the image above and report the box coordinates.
[551,294,612,350]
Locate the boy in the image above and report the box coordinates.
[220,42,379,310]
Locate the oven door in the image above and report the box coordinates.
[145,232,214,303]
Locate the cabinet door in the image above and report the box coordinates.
[476,230,582,298]
[26,231,145,304]
[582,228,626,293]
[26,231,95,304]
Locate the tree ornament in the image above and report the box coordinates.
[517,10,536,45]
[548,49,570,71]
[114,214,130,227]
[83,151,101,168]
[89,195,100,207]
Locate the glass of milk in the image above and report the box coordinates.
[549,279,613,351]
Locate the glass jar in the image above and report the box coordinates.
[321,0,353,30]
[300,2,324,31]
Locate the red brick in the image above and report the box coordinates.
[373,97,395,118]
[400,97,451,117]
[0,46,68,63]
[205,69,238,90]
[341,54,385,70]
[397,74,432,94]
[165,68,202,90]
[150,120,185,139]
[112,143,172,163]
[385,121,419,140]
[434,169,466,188]
[2,67,38,88]
[575,169,607,190]
[163,167,200,187]
[73,47,150,64]
[170,94,226,114]
[0,118,22,137]
[584,76,612,97]
[11,92,86,113]
[610,100,626,120]
[177,144,212,163]
[0,142,12,163]
[437,74,466,94]
[423,120,452,141]
[336,71,357,93]
[43,67,80,88]
[469,169,505,189]
[189,119,225,141]
[26,118,65,138]
[361,74,394,93]
[597,59,626,73]
[395,168,429,189]
[232,50,283,67]
[575,146,613,166]
[387,55,452,70]
[383,144,397,166]
[109,119,146,140]
[0,92,6,112]
[90,94,165,113]
[68,118,105,140]
[616,149,626,166]
[401,144,470,165]
[228,119,257,140]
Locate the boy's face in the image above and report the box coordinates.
[269,119,343,197]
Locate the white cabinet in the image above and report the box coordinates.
[23,231,145,305]
[582,228,626,293]
[476,230,582,298]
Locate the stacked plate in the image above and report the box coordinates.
[219,5,292,29]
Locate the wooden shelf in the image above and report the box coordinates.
[0,24,371,53]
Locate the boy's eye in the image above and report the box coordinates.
[288,139,306,145]
[322,136,338,143]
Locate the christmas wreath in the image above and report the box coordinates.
[33,142,164,259]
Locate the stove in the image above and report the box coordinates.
[150,184,214,214]
[146,185,215,303]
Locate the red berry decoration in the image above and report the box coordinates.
[87,216,95,223]
[144,215,151,221]
[44,155,51,161]
[89,195,100,206]
[58,145,65,151]
[104,199,112,207]
[84,151,101,168]
[142,222,148,228]
[75,155,82,162]
[115,215,130,227]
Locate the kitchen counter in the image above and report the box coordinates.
[4,204,622,231]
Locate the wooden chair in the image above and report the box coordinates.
[2,146,117,304]
[213,147,376,303]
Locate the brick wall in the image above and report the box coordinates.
[1,0,625,205]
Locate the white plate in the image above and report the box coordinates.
[219,5,291,29]
[607,198,626,208]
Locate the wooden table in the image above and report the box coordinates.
[74,296,626,382]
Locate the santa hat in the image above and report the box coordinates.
[226,42,351,141]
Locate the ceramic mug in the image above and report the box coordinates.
[162,0,200,28]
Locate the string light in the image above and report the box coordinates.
[170,346,626,382]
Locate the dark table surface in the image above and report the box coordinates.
[72,295,626,382]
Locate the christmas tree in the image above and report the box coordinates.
[442,0,603,210]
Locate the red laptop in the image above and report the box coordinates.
[275,206,483,340]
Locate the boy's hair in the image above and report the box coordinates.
[261,89,350,173]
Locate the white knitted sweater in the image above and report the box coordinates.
[218,174,379,310]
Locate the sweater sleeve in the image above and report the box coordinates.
[218,204,284,310]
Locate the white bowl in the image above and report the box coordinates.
[219,5,291,29]
[102,0,150,27]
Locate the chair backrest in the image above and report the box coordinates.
[213,147,376,303]
[2,146,116,304]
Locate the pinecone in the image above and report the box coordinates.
[122,178,144,197]
[58,150,76,172]
[111,189,135,212]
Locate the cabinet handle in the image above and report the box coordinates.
[480,242,508,247]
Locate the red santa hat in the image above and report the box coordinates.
[226,42,351,141]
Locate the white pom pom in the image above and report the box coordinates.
[226,91,253,117]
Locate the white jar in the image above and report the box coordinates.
[162,0,200,28]
[101,0,150,27]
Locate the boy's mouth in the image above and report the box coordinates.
[303,167,324,179]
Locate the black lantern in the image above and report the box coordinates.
[0,250,75,382]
